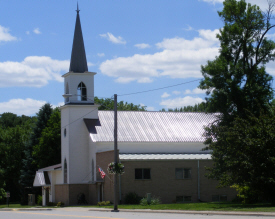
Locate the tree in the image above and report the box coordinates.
[199,0,275,202]
[199,0,275,121]
[0,114,34,203]
[20,103,53,204]
[160,102,210,112]
[32,108,61,169]
[94,97,146,111]
[205,111,275,203]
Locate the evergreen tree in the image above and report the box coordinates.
[20,103,53,204]
[32,108,61,169]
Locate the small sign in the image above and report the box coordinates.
[6,192,10,198]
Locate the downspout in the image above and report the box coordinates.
[119,174,122,204]
[198,160,200,201]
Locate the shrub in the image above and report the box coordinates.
[97,201,111,206]
[57,202,64,207]
[140,198,148,206]
[140,196,161,206]
[47,202,56,206]
[124,192,142,204]
[37,195,42,206]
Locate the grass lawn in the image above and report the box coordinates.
[0,204,32,208]
[1,202,275,212]
[88,202,275,212]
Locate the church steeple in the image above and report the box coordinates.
[69,3,88,73]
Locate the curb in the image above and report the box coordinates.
[88,208,275,217]
[0,208,53,211]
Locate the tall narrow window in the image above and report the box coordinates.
[64,159,67,184]
[77,82,87,101]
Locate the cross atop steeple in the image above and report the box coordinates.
[69,3,88,73]
[76,2,80,13]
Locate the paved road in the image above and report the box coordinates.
[1,208,275,219]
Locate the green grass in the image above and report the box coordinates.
[1,202,275,212]
[87,202,275,212]
[0,204,32,208]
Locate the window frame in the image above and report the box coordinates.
[175,168,191,179]
[135,168,151,180]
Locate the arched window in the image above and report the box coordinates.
[77,82,87,101]
[64,159,67,184]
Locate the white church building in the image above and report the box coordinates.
[33,6,236,206]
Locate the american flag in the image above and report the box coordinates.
[98,167,106,179]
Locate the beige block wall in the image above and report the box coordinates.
[55,184,98,205]
[120,160,237,203]
[96,150,117,203]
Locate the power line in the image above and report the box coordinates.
[118,79,201,97]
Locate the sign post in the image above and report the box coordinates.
[6,191,10,207]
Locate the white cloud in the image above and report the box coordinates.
[0,98,64,116]
[0,98,47,116]
[160,96,205,108]
[26,31,30,35]
[0,56,69,87]
[147,106,155,111]
[184,25,194,31]
[100,32,126,44]
[184,88,206,94]
[134,43,150,49]
[0,25,17,42]
[33,28,41,34]
[173,91,181,95]
[161,92,170,98]
[97,53,105,57]
[100,29,219,83]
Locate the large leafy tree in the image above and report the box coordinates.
[32,108,61,169]
[199,0,275,202]
[20,103,53,203]
[0,113,34,202]
[94,97,146,111]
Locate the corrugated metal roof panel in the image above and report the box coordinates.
[88,111,218,142]
[119,154,212,160]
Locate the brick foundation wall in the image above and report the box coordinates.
[55,184,98,205]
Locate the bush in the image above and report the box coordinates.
[140,196,161,206]
[37,195,42,206]
[140,198,148,206]
[124,192,142,204]
[47,202,56,206]
[57,202,64,207]
[97,201,111,206]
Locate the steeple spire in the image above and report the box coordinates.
[69,3,88,73]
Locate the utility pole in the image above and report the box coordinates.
[113,94,119,211]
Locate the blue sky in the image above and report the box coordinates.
[1,0,275,115]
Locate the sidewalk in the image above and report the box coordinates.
[1,207,275,217]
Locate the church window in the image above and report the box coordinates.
[77,82,87,101]
[64,159,67,184]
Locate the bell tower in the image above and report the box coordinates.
[62,3,96,104]
[60,4,99,184]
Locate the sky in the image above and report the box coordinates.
[1,0,275,116]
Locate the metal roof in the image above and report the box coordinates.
[87,111,218,142]
[33,171,51,187]
[119,153,212,160]
[69,4,88,73]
